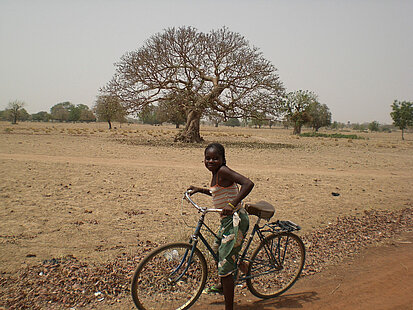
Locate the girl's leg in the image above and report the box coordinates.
[221,275,234,310]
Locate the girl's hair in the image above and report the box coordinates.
[205,143,226,166]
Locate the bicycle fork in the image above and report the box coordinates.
[170,213,219,283]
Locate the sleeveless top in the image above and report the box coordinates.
[210,183,240,211]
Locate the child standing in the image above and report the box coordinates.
[188,143,254,310]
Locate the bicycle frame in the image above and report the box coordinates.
[182,191,300,282]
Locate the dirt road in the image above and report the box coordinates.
[194,232,413,310]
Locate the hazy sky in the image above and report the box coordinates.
[1,0,412,124]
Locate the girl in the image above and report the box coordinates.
[188,143,254,310]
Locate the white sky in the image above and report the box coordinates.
[1,0,412,124]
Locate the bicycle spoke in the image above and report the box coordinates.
[131,243,207,310]
[247,232,305,298]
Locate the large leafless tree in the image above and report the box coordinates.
[102,26,285,142]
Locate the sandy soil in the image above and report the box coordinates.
[0,121,412,309]
[194,231,413,310]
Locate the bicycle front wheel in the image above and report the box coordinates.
[247,232,305,299]
[131,242,208,310]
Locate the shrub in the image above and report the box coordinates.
[300,132,363,139]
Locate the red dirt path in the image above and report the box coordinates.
[194,232,413,310]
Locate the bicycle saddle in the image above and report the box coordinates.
[244,201,275,220]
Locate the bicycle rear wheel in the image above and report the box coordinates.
[247,232,305,299]
[131,242,208,310]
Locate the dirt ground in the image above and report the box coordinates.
[193,231,413,310]
[0,121,412,309]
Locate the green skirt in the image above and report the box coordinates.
[213,208,249,277]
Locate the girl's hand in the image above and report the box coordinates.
[221,204,234,216]
[187,185,201,195]
[187,186,212,196]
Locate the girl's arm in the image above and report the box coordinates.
[218,166,254,214]
[187,185,212,196]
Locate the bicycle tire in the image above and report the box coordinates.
[246,232,305,299]
[131,242,208,310]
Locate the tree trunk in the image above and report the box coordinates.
[175,110,203,143]
[107,120,112,129]
[402,128,404,140]
[293,122,302,135]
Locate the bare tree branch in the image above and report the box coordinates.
[101,26,285,142]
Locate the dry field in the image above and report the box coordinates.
[0,121,412,308]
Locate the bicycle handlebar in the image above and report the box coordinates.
[183,190,222,214]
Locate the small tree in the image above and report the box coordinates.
[368,121,380,132]
[267,116,277,129]
[284,90,317,134]
[307,102,332,131]
[330,121,346,130]
[94,95,127,129]
[67,104,86,122]
[70,104,95,122]
[69,105,81,122]
[51,102,73,122]
[32,111,51,122]
[0,110,6,121]
[207,111,224,127]
[79,110,96,122]
[139,104,163,125]
[248,111,268,128]
[18,108,30,121]
[157,99,186,128]
[224,118,241,127]
[352,123,367,131]
[390,100,413,140]
[6,100,26,124]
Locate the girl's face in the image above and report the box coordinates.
[204,148,223,172]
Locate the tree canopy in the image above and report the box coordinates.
[32,111,52,122]
[102,26,285,142]
[50,102,95,122]
[390,100,413,140]
[307,101,332,132]
[138,104,163,126]
[71,104,96,122]
[284,90,318,134]
[50,102,72,122]
[224,118,241,127]
[368,121,380,132]
[6,100,26,124]
[94,95,127,129]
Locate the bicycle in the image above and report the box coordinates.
[131,190,305,310]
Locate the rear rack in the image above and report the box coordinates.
[264,220,301,233]
[276,220,301,231]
